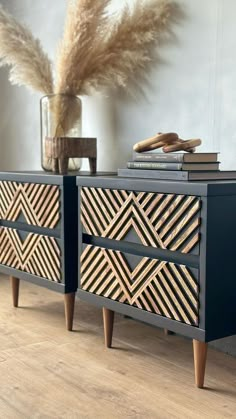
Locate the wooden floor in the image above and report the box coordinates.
[0,275,235,419]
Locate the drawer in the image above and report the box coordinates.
[0,181,60,229]
[81,187,201,255]
[0,226,61,282]
[81,245,199,326]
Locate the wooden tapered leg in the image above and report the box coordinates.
[64,293,75,331]
[103,307,114,348]
[10,276,20,308]
[164,329,174,336]
[193,339,208,388]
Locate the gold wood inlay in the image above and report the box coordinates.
[81,244,199,326]
[0,227,61,282]
[0,181,60,229]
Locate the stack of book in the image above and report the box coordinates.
[118,152,236,181]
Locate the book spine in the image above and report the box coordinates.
[133,152,183,162]
[118,168,188,181]
[127,161,183,170]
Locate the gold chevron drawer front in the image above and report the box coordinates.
[0,226,61,282]
[81,187,201,255]
[0,181,60,229]
[81,244,199,326]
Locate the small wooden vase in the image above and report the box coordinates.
[45,137,97,175]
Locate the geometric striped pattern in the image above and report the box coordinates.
[81,188,201,254]
[0,181,60,229]
[0,227,61,282]
[81,245,199,326]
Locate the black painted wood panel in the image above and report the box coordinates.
[77,175,236,343]
[0,171,79,294]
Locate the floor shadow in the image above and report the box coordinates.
[69,328,98,336]
[203,387,236,397]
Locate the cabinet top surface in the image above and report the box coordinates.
[0,171,114,185]
[2,171,236,196]
[76,174,236,196]
[0,171,68,185]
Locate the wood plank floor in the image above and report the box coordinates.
[0,274,235,419]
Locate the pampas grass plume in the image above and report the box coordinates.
[0,5,53,94]
[56,0,178,95]
[0,0,179,136]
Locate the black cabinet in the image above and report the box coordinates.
[77,175,236,387]
[0,171,78,330]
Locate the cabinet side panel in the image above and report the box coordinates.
[62,177,78,293]
[205,195,236,341]
[199,197,207,331]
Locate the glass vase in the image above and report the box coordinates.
[40,94,82,171]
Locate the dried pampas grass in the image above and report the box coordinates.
[52,0,179,135]
[0,0,179,139]
[75,0,178,94]
[56,0,178,96]
[0,0,178,97]
[52,94,82,137]
[0,5,53,94]
[55,0,110,95]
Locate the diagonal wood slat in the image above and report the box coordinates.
[81,187,201,254]
[81,245,199,326]
[0,227,61,282]
[80,188,201,326]
[0,181,60,229]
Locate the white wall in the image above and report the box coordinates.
[1,0,236,171]
[0,0,235,354]
[0,0,66,170]
[113,0,236,170]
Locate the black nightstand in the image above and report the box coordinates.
[0,171,78,330]
[77,175,236,387]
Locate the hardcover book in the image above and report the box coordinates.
[133,152,218,163]
[127,161,220,171]
[118,168,236,181]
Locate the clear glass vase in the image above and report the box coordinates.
[40,94,82,171]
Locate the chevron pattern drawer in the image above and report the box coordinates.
[0,226,61,282]
[81,187,201,255]
[81,244,199,326]
[77,175,236,388]
[0,171,78,330]
[0,181,60,228]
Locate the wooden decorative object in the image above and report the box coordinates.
[103,307,115,348]
[45,137,97,174]
[133,132,202,153]
[193,340,208,388]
